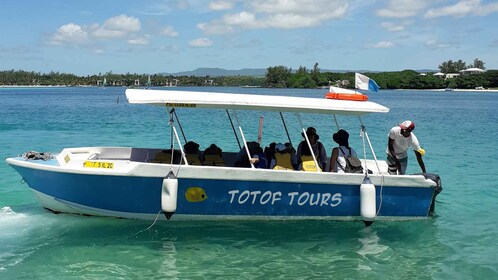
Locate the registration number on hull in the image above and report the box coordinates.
[83,161,114,169]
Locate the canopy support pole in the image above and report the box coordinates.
[172,109,187,143]
[358,115,385,215]
[226,109,241,150]
[333,115,340,130]
[280,112,292,146]
[233,111,255,169]
[358,116,381,173]
[167,107,188,166]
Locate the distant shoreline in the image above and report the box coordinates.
[415,88,498,92]
[1,84,498,92]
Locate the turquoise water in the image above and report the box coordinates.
[1,86,497,279]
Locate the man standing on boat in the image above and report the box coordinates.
[386,120,426,175]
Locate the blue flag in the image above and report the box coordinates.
[355,73,379,92]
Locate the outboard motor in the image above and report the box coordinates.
[415,173,442,216]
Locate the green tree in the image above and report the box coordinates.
[439,59,466,73]
[470,58,485,70]
[265,66,291,88]
[311,62,320,85]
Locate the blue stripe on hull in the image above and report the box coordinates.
[12,166,434,218]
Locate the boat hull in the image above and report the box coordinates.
[8,158,437,221]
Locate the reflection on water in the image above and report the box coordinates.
[158,240,179,279]
[357,227,389,257]
[1,87,498,278]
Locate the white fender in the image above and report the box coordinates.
[161,171,178,219]
[360,176,376,223]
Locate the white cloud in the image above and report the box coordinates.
[376,0,429,18]
[104,14,141,32]
[128,35,150,45]
[197,21,234,35]
[425,0,498,18]
[372,41,395,48]
[198,0,349,34]
[381,22,405,32]
[223,12,259,28]
[250,0,344,15]
[161,26,179,37]
[189,38,214,47]
[92,48,106,54]
[92,15,141,39]
[209,1,234,11]
[48,15,143,48]
[425,39,451,49]
[49,23,89,45]
[92,29,128,39]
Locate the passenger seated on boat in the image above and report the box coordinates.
[270,143,295,170]
[298,141,323,172]
[202,143,225,166]
[296,127,327,171]
[253,146,268,168]
[151,149,181,164]
[329,129,361,173]
[184,141,202,165]
[285,142,298,169]
[264,142,276,167]
[234,141,268,168]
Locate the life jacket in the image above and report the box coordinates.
[203,144,225,166]
[151,150,173,163]
[186,153,202,165]
[301,155,322,172]
[202,154,225,166]
[273,152,294,170]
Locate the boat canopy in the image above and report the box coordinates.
[125,89,389,115]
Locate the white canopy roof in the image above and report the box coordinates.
[126,89,389,115]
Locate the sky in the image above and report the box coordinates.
[1,0,497,75]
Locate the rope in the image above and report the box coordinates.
[360,126,368,176]
[124,210,162,239]
[358,119,385,216]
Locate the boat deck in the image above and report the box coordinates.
[52,147,389,175]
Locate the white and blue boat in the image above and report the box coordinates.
[6,88,442,224]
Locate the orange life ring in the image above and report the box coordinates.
[325,92,368,101]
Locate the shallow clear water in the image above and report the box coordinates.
[1,86,497,279]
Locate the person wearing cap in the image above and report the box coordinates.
[386,120,426,175]
[296,127,327,171]
[330,129,358,173]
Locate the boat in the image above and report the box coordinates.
[100,77,107,89]
[6,88,442,224]
[146,75,151,89]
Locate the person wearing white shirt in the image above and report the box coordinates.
[386,120,426,175]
